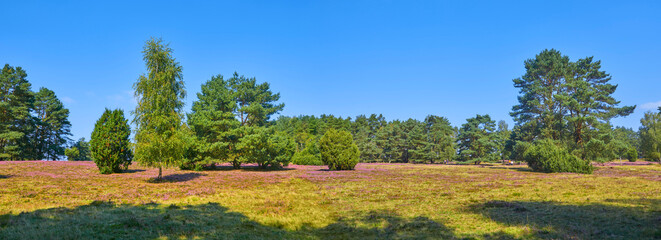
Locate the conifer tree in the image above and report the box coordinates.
[90,109,132,173]
[457,114,498,163]
[415,115,455,163]
[0,64,34,160]
[32,87,71,160]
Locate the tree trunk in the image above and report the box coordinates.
[158,166,162,180]
[232,160,241,169]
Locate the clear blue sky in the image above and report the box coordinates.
[2,1,660,141]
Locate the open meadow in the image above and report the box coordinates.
[0,161,659,239]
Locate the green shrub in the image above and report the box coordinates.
[524,139,593,174]
[292,139,323,165]
[511,141,531,161]
[90,109,133,174]
[584,138,612,163]
[292,151,323,165]
[625,148,638,162]
[319,129,360,170]
[264,131,295,169]
[649,152,661,162]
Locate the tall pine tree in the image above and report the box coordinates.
[0,64,34,160]
[32,87,71,160]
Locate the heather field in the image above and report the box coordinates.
[0,161,660,239]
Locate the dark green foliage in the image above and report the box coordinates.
[187,72,285,169]
[511,49,569,141]
[639,111,661,161]
[178,124,204,171]
[32,87,72,160]
[90,109,132,174]
[0,64,34,160]
[649,152,661,163]
[397,119,426,163]
[626,148,638,162]
[187,75,240,168]
[612,127,639,154]
[583,138,610,163]
[457,114,498,164]
[559,57,635,146]
[511,141,531,161]
[495,121,511,160]
[68,138,91,161]
[275,114,458,164]
[239,128,295,169]
[413,115,456,163]
[510,49,634,159]
[319,129,360,170]
[64,147,79,160]
[292,152,324,165]
[291,138,323,165]
[524,139,593,174]
[1,65,72,161]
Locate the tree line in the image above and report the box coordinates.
[0,65,73,160]
[2,39,660,175]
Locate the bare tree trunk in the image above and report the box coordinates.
[158,166,162,180]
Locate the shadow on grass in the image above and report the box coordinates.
[487,166,534,172]
[471,200,661,239]
[0,202,288,239]
[204,165,296,172]
[310,210,459,239]
[0,175,10,179]
[146,173,205,183]
[122,169,146,173]
[0,202,514,239]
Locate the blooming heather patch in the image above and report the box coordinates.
[0,161,659,239]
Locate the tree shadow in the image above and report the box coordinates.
[309,210,458,239]
[470,199,661,239]
[0,202,289,239]
[487,166,533,172]
[122,169,146,173]
[0,175,10,179]
[0,202,517,239]
[204,165,296,172]
[146,173,205,183]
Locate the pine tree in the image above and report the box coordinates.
[511,49,570,141]
[187,75,240,168]
[415,115,455,163]
[457,114,498,164]
[557,57,634,147]
[0,64,35,160]
[32,87,71,160]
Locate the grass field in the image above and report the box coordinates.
[0,161,659,239]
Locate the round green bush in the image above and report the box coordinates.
[524,139,593,174]
[319,129,360,170]
[90,109,133,174]
[625,148,638,162]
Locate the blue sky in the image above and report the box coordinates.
[2,1,660,141]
